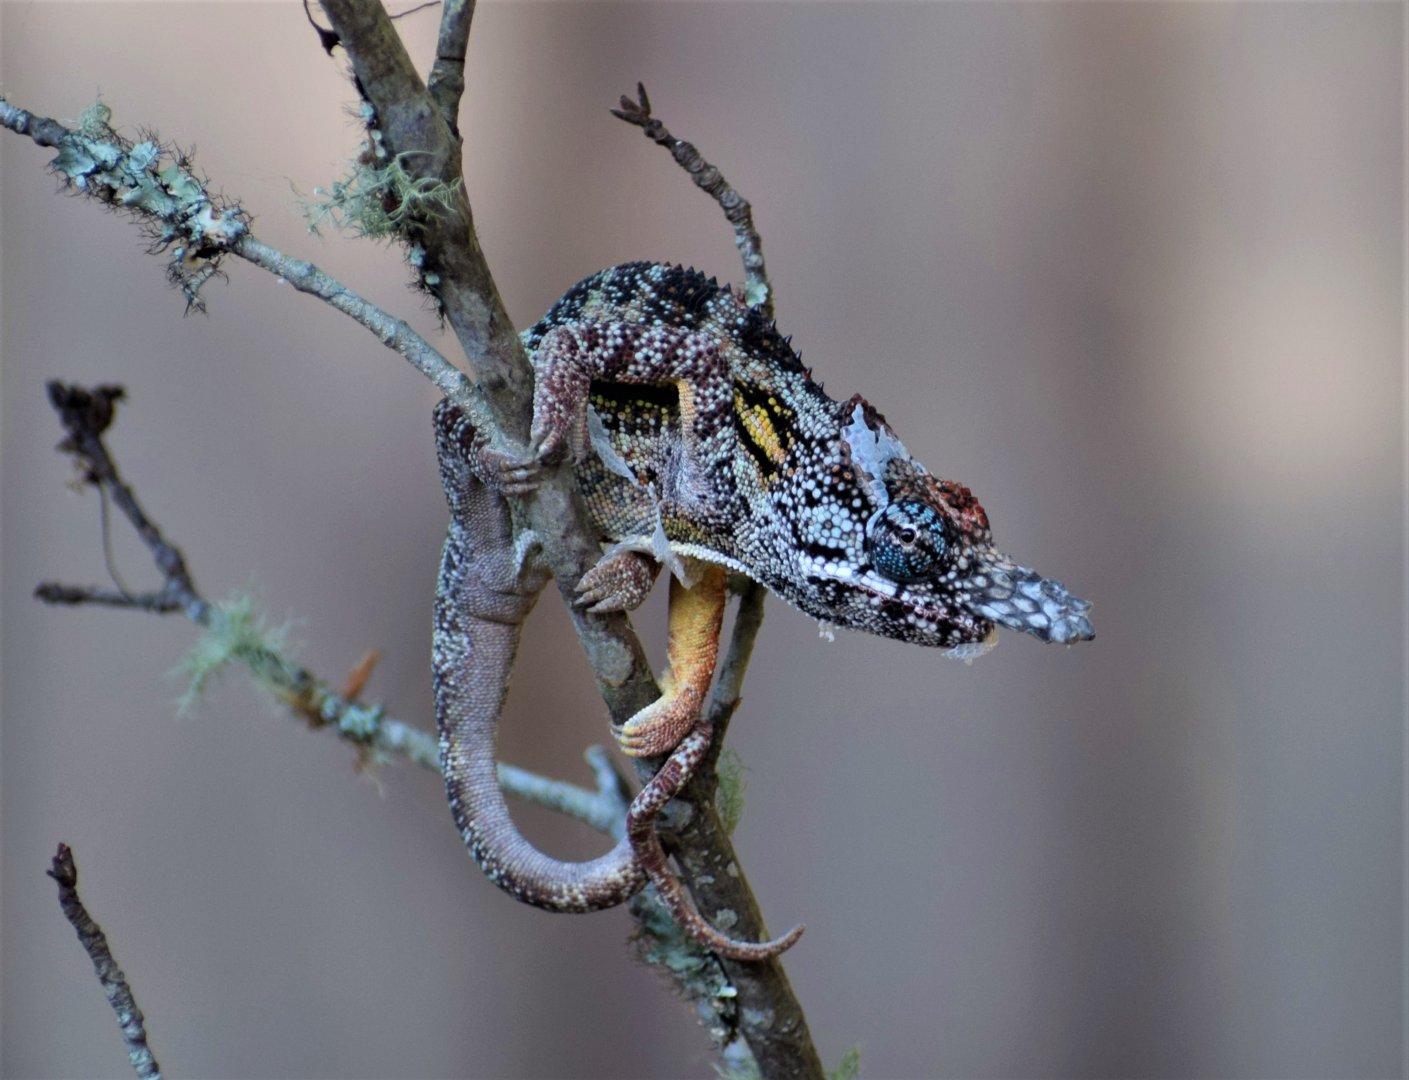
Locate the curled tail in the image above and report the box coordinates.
[433,399,644,911]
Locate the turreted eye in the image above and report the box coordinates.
[866,498,950,582]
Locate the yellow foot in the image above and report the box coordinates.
[614,681,704,757]
[612,560,726,758]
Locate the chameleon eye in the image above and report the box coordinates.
[867,499,949,583]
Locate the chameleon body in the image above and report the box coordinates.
[433,261,1093,956]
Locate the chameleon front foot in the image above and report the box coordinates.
[495,448,551,497]
[575,549,659,614]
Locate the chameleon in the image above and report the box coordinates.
[432,261,1093,959]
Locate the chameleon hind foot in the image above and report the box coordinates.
[613,680,704,758]
[628,719,805,961]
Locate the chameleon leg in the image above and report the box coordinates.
[627,715,805,961]
[499,322,736,514]
[614,560,726,758]
[617,559,803,957]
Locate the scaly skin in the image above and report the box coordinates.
[433,399,645,910]
[517,263,1096,653]
[434,262,1094,959]
[435,398,797,958]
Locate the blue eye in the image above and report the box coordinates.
[867,499,949,582]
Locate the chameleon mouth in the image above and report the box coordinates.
[963,552,1094,645]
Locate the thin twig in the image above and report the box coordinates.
[612,83,774,319]
[392,1,442,21]
[232,235,469,398]
[48,844,163,1080]
[501,747,632,839]
[302,0,341,55]
[35,383,624,830]
[0,95,468,398]
[33,584,183,612]
[708,576,768,751]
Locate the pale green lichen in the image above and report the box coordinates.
[302,153,462,241]
[631,889,739,1045]
[76,100,113,138]
[714,1053,761,1080]
[49,99,247,311]
[333,700,386,740]
[174,593,299,717]
[716,746,747,835]
[742,279,770,310]
[714,1043,860,1080]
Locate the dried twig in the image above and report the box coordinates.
[48,844,163,1080]
[233,235,468,397]
[0,96,468,398]
[612,83,773,319]
[35,382,627,828]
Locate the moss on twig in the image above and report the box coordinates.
[174,592,299,716]
[716,747,747,836]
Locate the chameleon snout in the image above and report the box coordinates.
[964,551,1094,645]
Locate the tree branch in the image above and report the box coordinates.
[48,844,163,1080]
[316,0,665,767]
[316,0,524,407]
[35,382,629,832]
[0,96,469,397]
[233,235,468,397]
[426,0,475,132]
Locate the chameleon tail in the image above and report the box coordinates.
[628,718,805,960]
[433,401,645,912]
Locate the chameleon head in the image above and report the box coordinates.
[785,399,1093,654]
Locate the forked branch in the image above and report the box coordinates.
[6,6,827,1068]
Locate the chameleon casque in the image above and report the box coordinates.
[433,261,1093,959]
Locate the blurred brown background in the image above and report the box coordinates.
[2,3,1402,1078]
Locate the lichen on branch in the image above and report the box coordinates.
[302,110,464,250]
[40,100,248,311]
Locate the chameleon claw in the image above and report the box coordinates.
[495,454,545,496]
[576,591,629,616]
[493,423,582,497]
